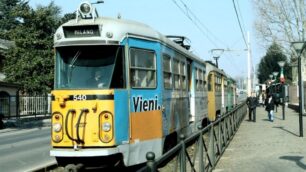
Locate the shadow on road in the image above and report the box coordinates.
[273,126,299,137]
[279,156,306,170]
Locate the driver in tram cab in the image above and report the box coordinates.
[87,70,104,88]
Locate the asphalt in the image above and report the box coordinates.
[214,105,306,172]
[0,117,51,134]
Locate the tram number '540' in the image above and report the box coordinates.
[73,95,87,101]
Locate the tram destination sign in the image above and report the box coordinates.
[63,25,100,38]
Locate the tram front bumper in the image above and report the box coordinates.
[50,147,120,157]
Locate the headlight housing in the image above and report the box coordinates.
[79,2,92,15]
[53,123,62,133]
[102,122,111,132]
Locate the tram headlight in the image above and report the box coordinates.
[79,2,92,15]
[53,123,62,133]
[102,122,111,132]
[56,33,62,40]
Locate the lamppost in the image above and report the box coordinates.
[273,71,279,81]
[278,61,286,83]
[269,74,273,85]
[291,41,306,137]
[211,49,224,68]
[278,61,286,120]
[272,71,279,112]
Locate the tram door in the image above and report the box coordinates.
[127,38,163,143]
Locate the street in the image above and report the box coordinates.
[0,127,56,172]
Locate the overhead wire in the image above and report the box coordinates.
[171,0,219,48]
[236,0,247,37]
[172,0,248,72]
[232,0,248,48]
[177,0,229,48]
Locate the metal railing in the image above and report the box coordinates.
[139,102,247,172]
[0,95,51,119]
[19,95,51,117]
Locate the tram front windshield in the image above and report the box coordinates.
[55,45,125,89]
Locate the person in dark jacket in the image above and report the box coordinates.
[265,94,275,122]
[0,114,4,129]
[246,91,258,122]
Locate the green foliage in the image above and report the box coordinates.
[257,42,291,84]
[0,0,20,39]
[61,13,76,24]
[2,2,62,94]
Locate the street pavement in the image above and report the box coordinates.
[0,118,54,172]
[0,126,56,172]
[0,118,51,134]
[214,105,306,172]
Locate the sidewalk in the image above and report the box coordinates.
[214,106,306,172]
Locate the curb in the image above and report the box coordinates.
[0,118,51,133]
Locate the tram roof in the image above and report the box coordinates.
[54,16,205,64]
[204,61,226,76]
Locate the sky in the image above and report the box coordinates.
[29,0,264,79]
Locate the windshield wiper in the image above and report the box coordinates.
[68,51,81,83]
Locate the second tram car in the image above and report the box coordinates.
[205,61,227,121]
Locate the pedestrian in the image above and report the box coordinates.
[0,114,4,129]
[246,91,258,122]
[261,93,265,107]
[265,93,275,122]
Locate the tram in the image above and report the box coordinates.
[50,1,210,169]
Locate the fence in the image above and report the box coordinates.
[0,95,51,119]
[139,102,247,172]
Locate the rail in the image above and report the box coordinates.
[139,102,247,172]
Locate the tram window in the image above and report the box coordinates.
[208,73,212,91]
[55,45,124,89]
[173,59,180,75]
[202,71,206,87]
[180,62,186,90]
[130,48,156,88]
[173,59,180,89]
[180,62,185,75]
[110,47,125,88]
[196,68,200,91]
[163,54,172,89]
[182,75,187,90]
[196,68,205,91]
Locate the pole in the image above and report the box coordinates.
[298,53,304,137]
[215,57,219,68]
[282,99,285,120]
[280,66,285,120]
[247,31,252,96]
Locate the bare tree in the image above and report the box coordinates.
[253,0,305,57]
[253,0,306,83]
